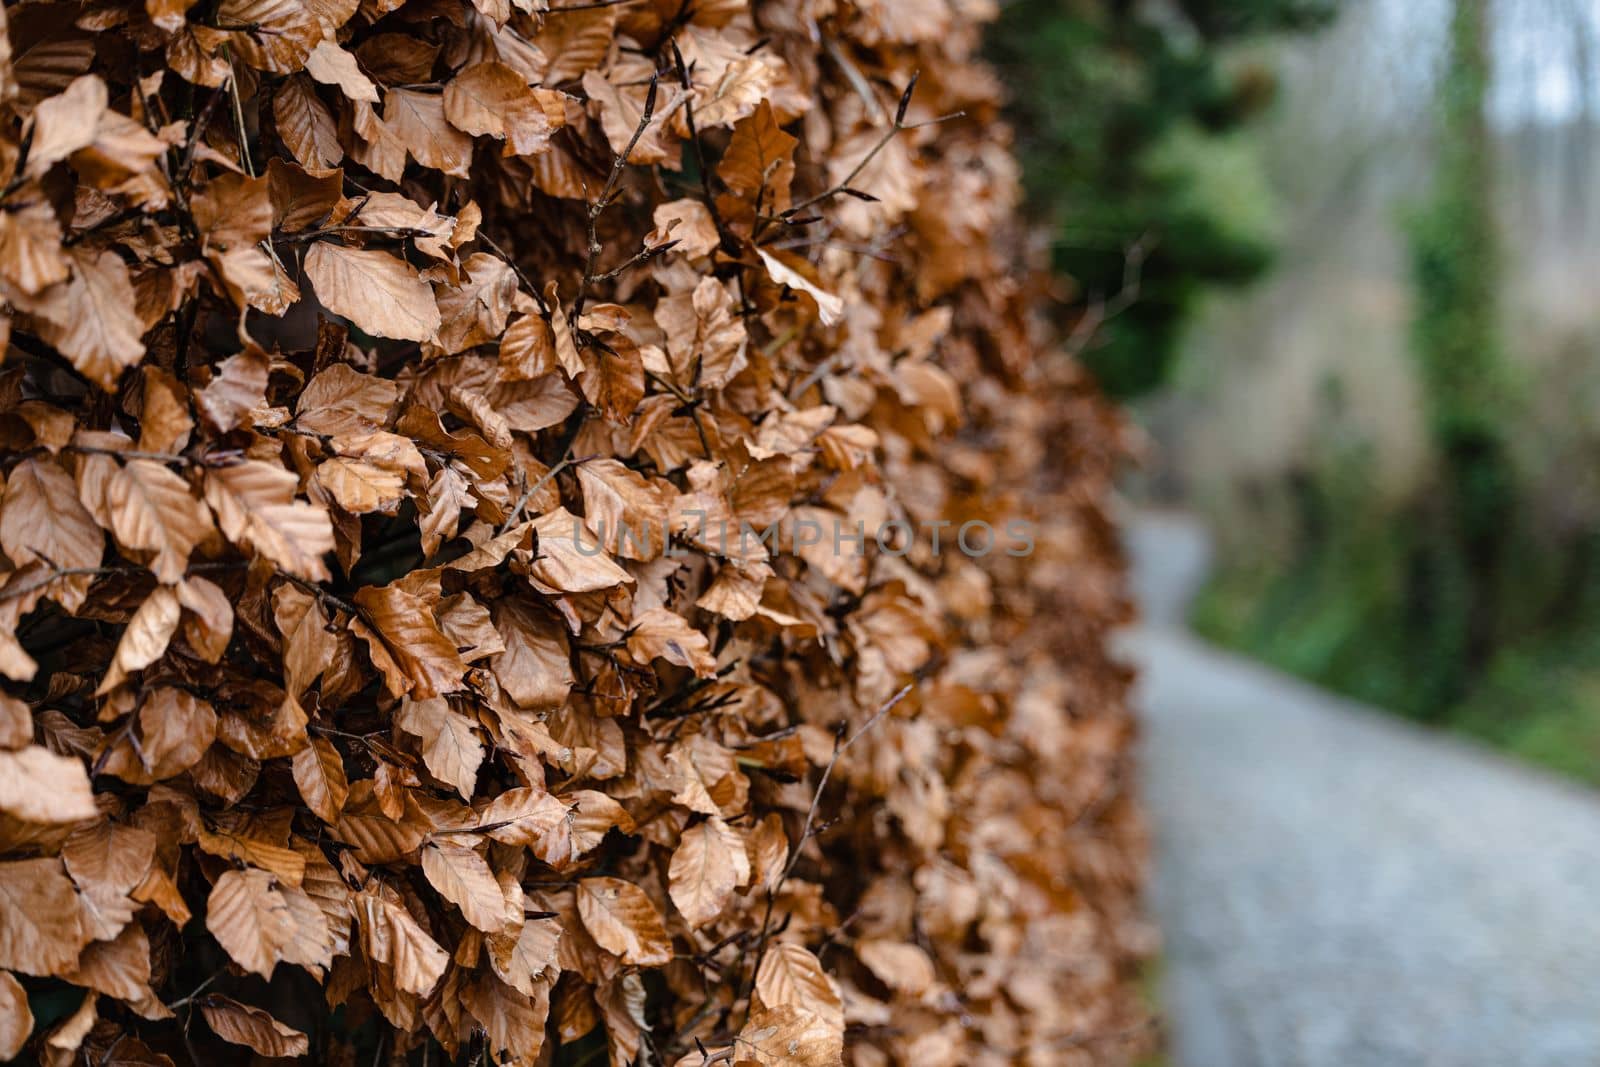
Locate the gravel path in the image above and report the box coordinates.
[1122,512,1600,1067]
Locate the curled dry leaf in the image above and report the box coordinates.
[475,787,570,859]
[394,696,482,797]
[275,75,342,170]
[96,586,180,694]
[205,460,335,581]
[197,349,270,433]
[463,970,552,1063]
[63,821,156,942]
[357,587,469,701]
[0,694,29,750]
[199,994,311,1057]
[444,62,562,156]
[99,687,217,783]
[1,457,102,575]
[855,939,936,997]
[627,607,718,677]
[205,869,330,980]
[43,991,97,1060]
[488,916,561,996]
[304,40,378,103]
[756,249,845,327]
[291,735,349,822]
[63,922,157,1003]
[30,248,146,390]
[578,458,669,561]
[356,889,448,997]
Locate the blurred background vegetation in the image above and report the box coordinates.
[988,0,1334,398]
[991,0,1600,784]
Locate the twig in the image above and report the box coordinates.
[643,368,713,457]
[733,682,917,1025]
[479,231,552,317]
[501,453,592,531]
[761,75,962,241]
[573,72,659,323]
[5,332,92,388]
[68,443,196,465]
[310,725,382,743]
[1063,234,1150,361]
[645,660,740,719]
[670,39,739,257]
[769,233,898,263]
[277,570,361,619]
[91,712,144,777]
[223,51,254,178]
[180,84,230,184]
[1048,1017,1158,1050]
[0,566,131,604]
[164,968,226,1011]
[822,36,886,125]
[594,238,679,282]
[812,904,866,958]
[779,681,913,886]
[0,442,198,472]
[274,224,436,245]
[790,76,914,220]
[787,352,838,403]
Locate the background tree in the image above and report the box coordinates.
[1406,0,1515,711]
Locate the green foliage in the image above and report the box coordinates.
[1401,0,1517,708]
[988,0,1331,397]
[1192,435,1440,717]
[1199,546,1600,787]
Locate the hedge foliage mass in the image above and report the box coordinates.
[0,0,1145,1062]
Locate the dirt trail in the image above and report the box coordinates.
[1124,512,1600,1067]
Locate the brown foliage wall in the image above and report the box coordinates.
[0,0,1147,1063]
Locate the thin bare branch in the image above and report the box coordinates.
[573,72,660,323]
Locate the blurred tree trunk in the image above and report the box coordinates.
[1406,0,1514,713]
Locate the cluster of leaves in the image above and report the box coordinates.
[0,0,1146,1064]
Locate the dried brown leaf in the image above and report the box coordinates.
[199,995,310,1057]
[575,877,671,967]
[667,816,747,928]
[0,970,31,1060]
[0,858,90,976]
[305,242,441,343]
[0,746,96,825]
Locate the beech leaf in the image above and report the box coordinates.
[667,816,748,928]
[105,459,213,583]
[0,746,96,824]
[199,995,310,1057]
[291,735,349,822]
[422,842,508,932]
[0,859,91,976]
[576,877,672,967]
[304,242,441,342]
